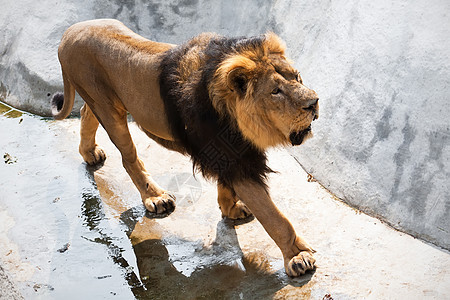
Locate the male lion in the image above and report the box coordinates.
[52,19,319,277]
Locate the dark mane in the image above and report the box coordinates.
[158,34,273,188]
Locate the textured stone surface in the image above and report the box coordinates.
[0,265,23,300]
[0,0,449,250]
[283,0,450,250]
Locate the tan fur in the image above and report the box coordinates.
[55,19,318,277]
[217,183,251,219]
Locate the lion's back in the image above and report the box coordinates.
[58,19,174,64]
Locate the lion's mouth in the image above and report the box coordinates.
[289,125,312,146]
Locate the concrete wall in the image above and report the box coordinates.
[284,0,450,250]
[1,0,449,249]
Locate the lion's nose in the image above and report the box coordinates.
[303,97,319,120]
[303,98,318,111]
[306,98,318,109]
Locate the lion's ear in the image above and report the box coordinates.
[227,67,248,94]
[216,55,255,96]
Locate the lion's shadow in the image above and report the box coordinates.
[83,164,314,299]
[121,206,314,299]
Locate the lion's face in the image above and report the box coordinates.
[247,54,319,148]
[211,33,319,150]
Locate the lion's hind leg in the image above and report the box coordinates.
[217,183,252,219]
[79,103,106,165]
[84,98,175,215]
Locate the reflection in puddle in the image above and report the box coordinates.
[80,189,146,296]
[81,192,105,230]
[79,169,313,298]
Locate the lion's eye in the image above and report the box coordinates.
[272,87,281,95]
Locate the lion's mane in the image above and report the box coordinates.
[159,34,279,188]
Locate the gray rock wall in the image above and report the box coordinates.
[1,0,449,249]
[284,0,450,250]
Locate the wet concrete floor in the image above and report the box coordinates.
[1,102,450,299]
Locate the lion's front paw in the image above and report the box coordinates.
[80,145,106,165]
[285,251,316,277]
[222,200,252,220]
[143,192,176,214]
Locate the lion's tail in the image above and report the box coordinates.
[51,71,75,120]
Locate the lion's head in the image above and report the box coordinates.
[210,32,319,150]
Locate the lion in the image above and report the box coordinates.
[51,19,319,277]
